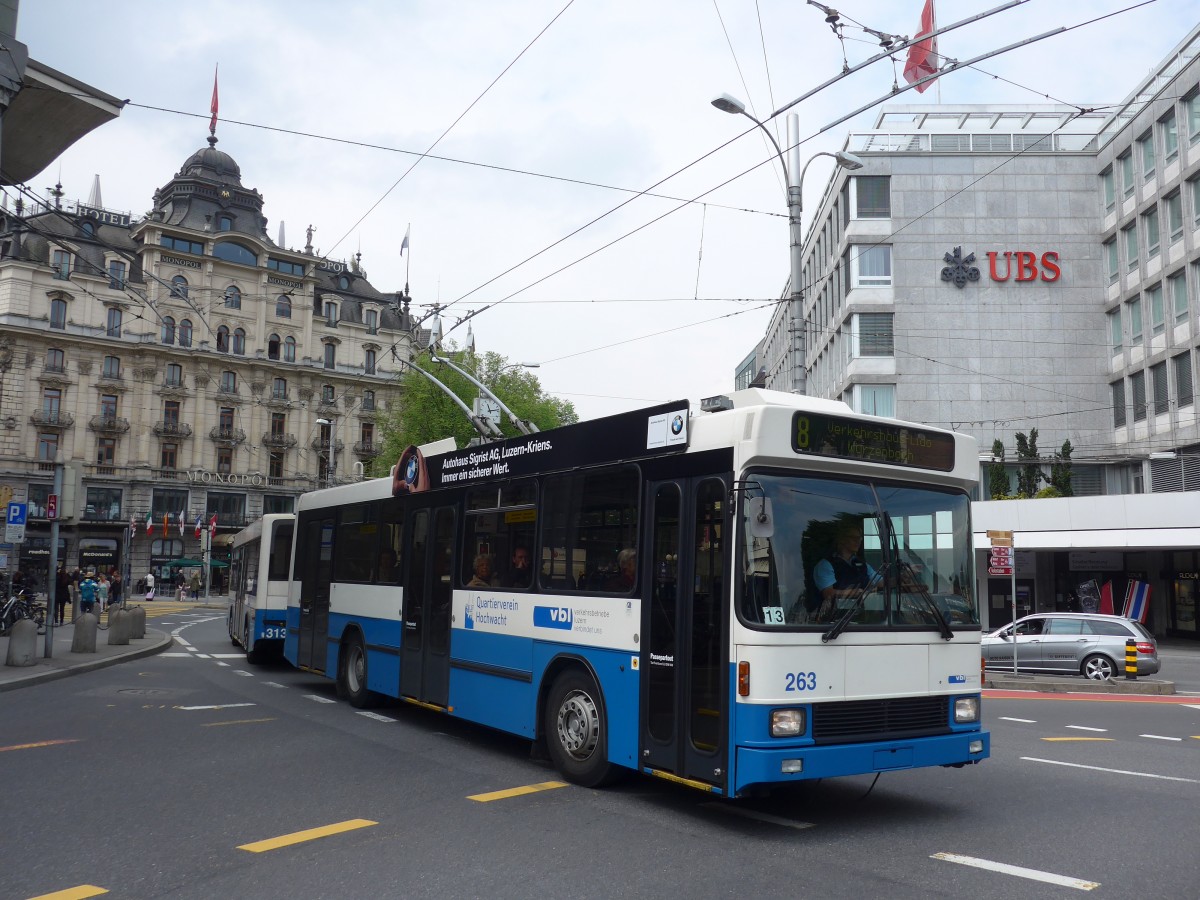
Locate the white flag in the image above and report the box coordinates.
[400,224,410,257]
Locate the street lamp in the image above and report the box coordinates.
[711,93,864,395]
[316,417,335,484]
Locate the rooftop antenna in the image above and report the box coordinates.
[87,173,102,209]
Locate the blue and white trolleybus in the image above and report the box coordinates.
[284,390,989,796]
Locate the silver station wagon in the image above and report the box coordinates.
[982,613,1160,680]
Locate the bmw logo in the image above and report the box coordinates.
[670,415,684,435]
[405,456,419,483]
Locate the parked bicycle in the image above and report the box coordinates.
[0,588,46,634]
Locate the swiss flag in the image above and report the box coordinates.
[209,513,218,538]
[903,0,938,93]
[209,65,219,135]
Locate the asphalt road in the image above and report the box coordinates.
[3,613,1198,899]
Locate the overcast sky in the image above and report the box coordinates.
[17,0,1197,421]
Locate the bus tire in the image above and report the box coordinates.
[244,618,265,665]
[544,669,615,788]
[338,635,378,709]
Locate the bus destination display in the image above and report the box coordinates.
[791,412,956,472]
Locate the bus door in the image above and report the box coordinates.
[640,476,729,790]
[399,503,456,707]
[297,514,334,672]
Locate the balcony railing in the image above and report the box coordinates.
[42,363,67,375]
[209,426,247,446]
[262,431,298,449]
[153,421,194,439]
[30,411,74,429]
[81,505,125,523]
[353,441,381,458]
[309,437,345,452]
[89,415,131,435]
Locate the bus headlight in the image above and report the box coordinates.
[770,708,806,737]
[954,697,980,723]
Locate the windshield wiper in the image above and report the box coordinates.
[896,558,955,640]
[821,565,887,643]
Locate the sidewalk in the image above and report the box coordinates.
[0,597,230,693]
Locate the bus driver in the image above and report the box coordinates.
[812,520,876,621]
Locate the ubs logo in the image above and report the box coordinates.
[941,247,1061,287]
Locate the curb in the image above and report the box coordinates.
[0,630,175,693]
[984,675,1175,695]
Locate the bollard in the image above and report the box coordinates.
[107,608,131,646]
[1124,638,1138,680]
[5,618,39,666]
[72,612,98,653]
[129,605,146,639]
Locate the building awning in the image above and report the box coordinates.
[974,528,1200,551]
[1,56,124,185]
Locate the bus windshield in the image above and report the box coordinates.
[739,472,978,631]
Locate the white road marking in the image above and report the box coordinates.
[194,654,211,659]
[304,694,336,704]
[233,670,254,677]
[1023,757,1200,783]
[177,703,257,711]
[356,711,396,722]
[702,803,814,829]
[932,853,1099,891]
[998,717,1036,723]
[160,652,192,658]
[215,661,230,667]
[211,653,245,659]
[262,682,287,689]
[1184,703,1200,709]
[180,646,196,652]
[1140,734,1183,742]
[1065,725,1107,732]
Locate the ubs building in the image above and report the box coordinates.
[752,25,1200,638]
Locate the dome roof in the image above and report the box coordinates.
[179,137,242,186]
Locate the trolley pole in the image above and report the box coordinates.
[44,462,63,658]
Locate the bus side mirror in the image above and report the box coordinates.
[747,497,774,539]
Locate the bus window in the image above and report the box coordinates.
[268,522,294,581]
[540,466,638,593]
[377,499,403,585]
[462,478,537,590]
[332,503,376,583]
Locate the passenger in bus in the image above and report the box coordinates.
[378,549,399,583]
[812,520,876,621]
[604,549,637,592]
[467,553,498,588]
[503,546,532,589]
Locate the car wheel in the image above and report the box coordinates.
[1082,654,1117,681]
[544,669,616,788]
[338,634,378,708]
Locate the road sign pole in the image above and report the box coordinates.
[1011,549,1018,676]
[45,463,64,658]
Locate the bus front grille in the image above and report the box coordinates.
[811,696,950,744]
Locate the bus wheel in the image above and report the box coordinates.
[245,619,264,665]
[339,635,377,709]
[544,669,615,787]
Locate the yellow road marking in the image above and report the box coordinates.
[1042,737,1114,742]
[468,781,568,802]
[27,885,108,899]
[238,819,376,853]
[202,718,277,727]
[0,739,80,753]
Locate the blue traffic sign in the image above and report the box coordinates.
[6,502,27,526]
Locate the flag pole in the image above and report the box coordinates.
[933,1,941,104]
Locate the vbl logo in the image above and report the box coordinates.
[533,606,573,630]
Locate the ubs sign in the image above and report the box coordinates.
[941,246,1060,288]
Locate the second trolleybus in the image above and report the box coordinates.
[284,389,989,796]
[229,512,295,663]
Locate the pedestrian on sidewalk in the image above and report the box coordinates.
[96,573,109,613]
[54,566,69,625]
[190,571,200,600]
[144,571,155,602]
[79,572,97,615]
[109,569,122,609]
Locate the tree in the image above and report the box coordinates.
[1013,428,1042,498]
[988,440,1010,500]
[1049,439,1074,497]
[374,349,577,476]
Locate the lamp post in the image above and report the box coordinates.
[316,417,335,485]
[711,94,863,395]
